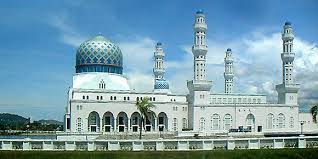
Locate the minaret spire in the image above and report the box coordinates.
[224,48,234,94]
[276,22,300,104]
[153,42,169,93]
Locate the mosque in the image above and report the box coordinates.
[63,11,317,135]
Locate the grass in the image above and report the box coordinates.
[0,148,317,159]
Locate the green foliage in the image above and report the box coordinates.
[1,149,318,159]
[310,105,318,123]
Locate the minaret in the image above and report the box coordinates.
[224,48,234,94]
[276,22,300,104]
[187,10,212,130]
[192,10,208,81]
[153,42,170,93]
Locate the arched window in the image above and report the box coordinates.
[246,114,255,132]
[99,80,105,89]
[77,117,82,132]
[182,118,187,129]
[199,117,205,131]
[173,118,178,131]
[277,113,285,128]
[211,114,220,130]
[267,113,275,129]
[289,117,294,128]
[223,114,232,131]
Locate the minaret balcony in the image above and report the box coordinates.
[187,80,212,91]
[282,33,294,41]
[192,45,208,55]
[153,68,165,75]
[224,57,234,63]
[194,23,207,30]
[154,52,165,57]
[276,83,300,93]
[224,73,234,79]
[281,53,295,62]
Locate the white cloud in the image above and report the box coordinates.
[157,29,318,106]
[48,16,318,106]
[48,15,87,47]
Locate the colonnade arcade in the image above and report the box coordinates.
[84,111,169,133]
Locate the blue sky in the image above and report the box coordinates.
[0,0,317,121]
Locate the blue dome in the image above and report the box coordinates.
[154,79,169,89]
[76,35,123,74]
[227,48,231,51]
[196,10,203,14]
[285,21,291,26]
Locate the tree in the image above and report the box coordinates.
[311,105,318,123]
[135,97,156,140]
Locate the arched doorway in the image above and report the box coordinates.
[88,111,100,132]
[102,112,114,132]
[144,111,155,132]
[246,114,255,132]
[130,112,141,132]
[117,112,128,132]
[158,112,168,131]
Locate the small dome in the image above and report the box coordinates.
[76,35,123,74]
[154,79,169,90]
[285,21,291,26]
[196,10,204,14]
[227,48,232,51]
[156,42,162,46]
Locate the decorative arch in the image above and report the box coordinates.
[102,111,114,132]
[117,112,128,132]
[223,114,232,131]
[199,117,206,131]
[158,112,168,131]
[144,111,156,132]
[130,112,141,132]
[277,113,285,128]
[211,114,220,131]
[266,113,275,129]
[289,116,294,128]
[88,111,100,132]
[246,113,255,132]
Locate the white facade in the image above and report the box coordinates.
[64,11,317,135]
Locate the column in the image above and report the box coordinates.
[100,118,103,132]
[154,118,158,132]
[127,117,131,132]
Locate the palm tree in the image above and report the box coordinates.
[311,105,318,123]
[136,97,156,140]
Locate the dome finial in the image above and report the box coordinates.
[196,9,204,14]
[285,21,291,26]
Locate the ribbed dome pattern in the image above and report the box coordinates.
[75,35,123,74]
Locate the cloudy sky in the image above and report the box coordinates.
[0,0,317,120]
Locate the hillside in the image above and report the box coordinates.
[0,113,63,131]
[38,119,63,125]
[0,113,29,129]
